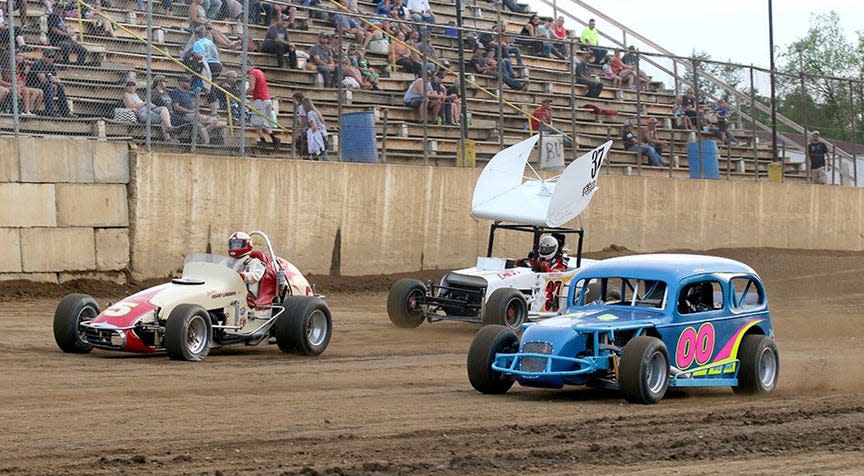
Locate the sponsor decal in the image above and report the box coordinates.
[595,313,618,321]
[581,180,597,197]
[208,290,238,299]
[496,270,517,280]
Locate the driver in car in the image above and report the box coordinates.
[228,231,266,298]
[519,235,567,272]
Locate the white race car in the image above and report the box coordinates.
[387,137,612,331]
[53,231,332,361]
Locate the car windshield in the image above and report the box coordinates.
[575,277,667,309]
[184,253,240,269]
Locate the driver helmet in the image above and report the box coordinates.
[228,231,252,258]
[537,235,558,260]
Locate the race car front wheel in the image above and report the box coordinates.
[386,279,427,328]
[165,304,212,362]
[273,296,333,356]
[467,325,518,394]
[620,336,670,404]
[483,288,527,331]
[733,335,779,395]
[53,294,99,354]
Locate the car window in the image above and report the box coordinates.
[731,277,764,309]
[677,280,723,314]
[576,277,665,309]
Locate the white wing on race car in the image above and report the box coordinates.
[471,136,611,227]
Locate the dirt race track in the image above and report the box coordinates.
[1,248,863,475]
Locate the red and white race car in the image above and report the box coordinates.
[53,231,332,361]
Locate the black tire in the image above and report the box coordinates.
[733,335,779,395]
[165,304,212,361]
[53,294,99,354]
[386,279,427,328]
[273,296,332,356]
[619,336,670,404]
[482,288,528,330]
[467,325,518,394]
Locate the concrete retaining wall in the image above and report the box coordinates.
[129,151,864,280]
[0,137,129,283]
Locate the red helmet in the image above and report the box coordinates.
[228,231,252,258]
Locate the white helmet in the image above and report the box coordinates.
[537,235,558,260]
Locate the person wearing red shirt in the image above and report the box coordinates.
[248,64,281,151]
[529,98,571,147]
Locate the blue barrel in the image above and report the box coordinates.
[686,140,720,179]
[340,111,378,163]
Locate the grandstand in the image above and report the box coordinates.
[1,0,807,180]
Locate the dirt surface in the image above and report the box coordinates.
[1,248,863,475]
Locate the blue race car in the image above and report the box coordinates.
[466,254,779,404]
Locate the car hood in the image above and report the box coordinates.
[530,306,666,330]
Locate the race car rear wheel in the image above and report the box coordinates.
[273,296,332,356]
[165,304,212,361]
[53,294,99,354]
[620,336,670,404]
[482,288,527,331]
[733,335,779,395]
[387,279,427,328]
[467,325,518,394]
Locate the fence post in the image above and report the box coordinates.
[145,0,153,149]
[496,1,503,150]
[750,65,758,181]
[421,44,429,165]
[570,37,576,159]
[635,48,643,176]
[336,21,344,161]
[382,107,388,163]
[851,79,858,187]
[239,0,249,156]
[798,47,810,183]
[692,56,703,179]
[7,13,19,135]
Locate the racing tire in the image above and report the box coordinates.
[482,288,528,331]
[467,325,518,394]
[386,279,427,328]
[273,296,332,356]
[620,336,670,404]
[165,304,212,362]
[53,294,99,354]
[733,335,779,395]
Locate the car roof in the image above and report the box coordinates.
[576,254,758,284]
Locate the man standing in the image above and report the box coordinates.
[580,19,606,65]
[529,98,571,147]
[47,4,88,65]
[26,50,73,117]
[248,65,281,151]
[807,131,828,185]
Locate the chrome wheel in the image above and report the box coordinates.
[185,316,209,355]
[306,309,329,348]
[758,346,778,388]
[504,298,526,329]
[645,351,668,395]
[76,305,98,341]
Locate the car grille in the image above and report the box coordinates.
[521,342,552,372]
[83,326,125,349]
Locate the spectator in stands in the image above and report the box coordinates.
[406,0,434,23]
[189,0,208,29]
[170,74,223,145]
[502,0,528,13]
[249,0,273,25]
[221,0,243,21]
[713,99,737,145]
[192,27,223,77]
[551,16,568,55]
[310,32,342,88]
[340,56,363,90]
[349,46,381,90]
[377,0,394,16]
[469,46,490,74]
[403,72,441,122]
[529,98,571,147]
[580,19,606,65]
[520,15,565,60]
[537,17,566,60]
[610,50,635,89]
[807,130,828,185]
[47,4,88,65]
[247,64,281,150]
[0,3,31,50]
[390,31,422,77]
[601,55,622,89]
[136,0,173,16]
[443,77,461,126]
[472,47,526,91]
[302,97,329,160]
[333,0,371,48]
[640,117,667,161]
[427,69,448,124]
[672,96,692,130]
[573,49,602,98]
[260,14,297,69]
[621,119,665,166]
[417,32,449,72]
[208,70,243,123]
[26,50,73,117]
[622,46,650,90]
[122,79,177,143]
[366,17,391,54]
[291,91,308,157]
[682,88,699,130]
[1,52,43,115]
[486,22,524,67]
[201,0,223,20]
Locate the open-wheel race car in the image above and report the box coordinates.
[53,231,332,361]
[467,254,780,404]
[387,136,612,331]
